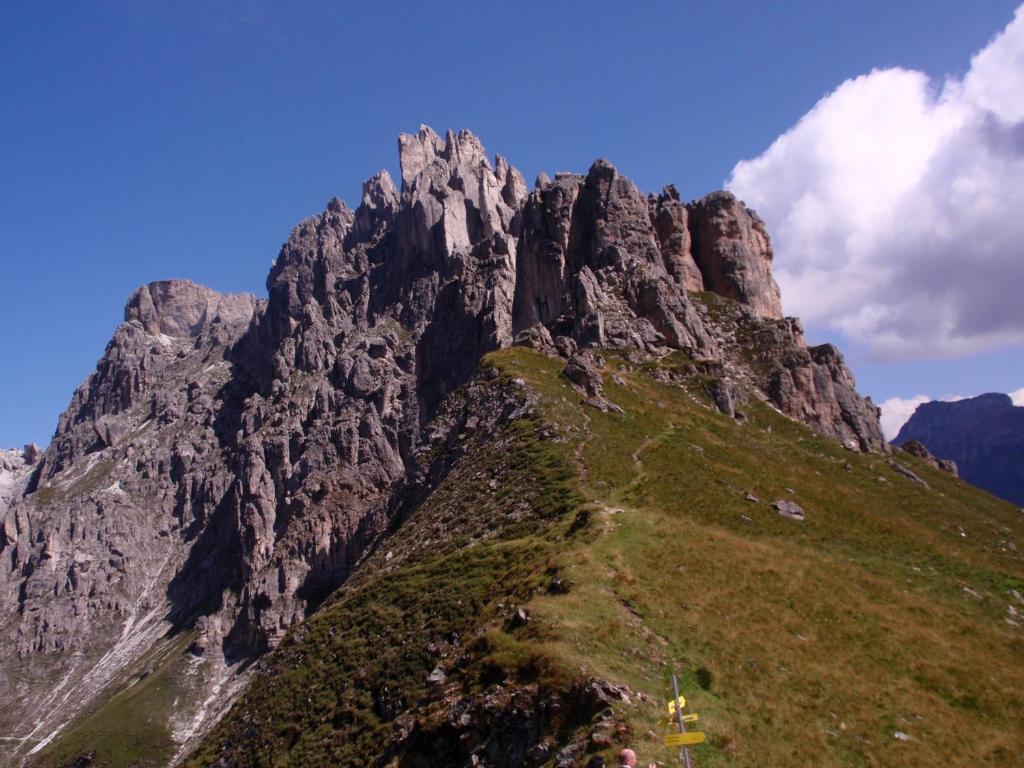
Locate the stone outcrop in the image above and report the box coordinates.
[0,126,885,763]
[513,160,714,356]
[899,439,958,476]
[773,500,806,521]
[125,281,258,339]
[890,461,929,488]
[768,334,883,452]
[692,296,884,451]
[688,191,783,320]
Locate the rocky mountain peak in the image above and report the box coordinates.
[361,169,398,208]
[0,126,884,763]
[895,392,1024,504]
[395,125,526,263]
[125,279,259,339]
[586,157,616,180]
[648,184,704,293]
[397,124,446,187]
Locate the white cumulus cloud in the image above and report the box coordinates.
[727,6,1024,360]
[1011,387,1024,407]
[879,395,931,440]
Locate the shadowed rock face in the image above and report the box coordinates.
[0,126,882,760]
[895,393,1024,505]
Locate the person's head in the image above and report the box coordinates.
[617,748,637,767]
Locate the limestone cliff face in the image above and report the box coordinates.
[649,185,704,293]
[513,161,714,355]
[0,126,882,762]
[688,191,783,320]
[0,281,260,762]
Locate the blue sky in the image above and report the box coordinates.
[1,1,1022,447]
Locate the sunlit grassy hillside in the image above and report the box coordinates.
[183,344,1024,768]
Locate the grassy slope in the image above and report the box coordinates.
[186,344,1024,767]
[518,347,1024,767]
[34,632,198,768]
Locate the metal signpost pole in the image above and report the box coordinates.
[671,673,692,768]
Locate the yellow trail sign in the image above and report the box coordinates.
[658,713,699,726]
[664,731,706,747]
[666,697,686,713]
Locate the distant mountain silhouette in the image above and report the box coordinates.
[895,393,1024,505]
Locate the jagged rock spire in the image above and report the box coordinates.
[397,124,446,188]
[688,191,783,320]
[395,126,526,260]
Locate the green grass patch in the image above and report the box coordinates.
[37,633,196,768]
